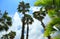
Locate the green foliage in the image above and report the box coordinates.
[34,0,53,6]
[34,0,60,37]
[0,11,12,31]
[33,10,46,21]
[54,0,60,8]
[35,0,60,8]
[47,9,60,18]
[33,11,43,21]
[1,31,16,39]
[22,14,34,24]
[35,0,60,12]
[48,9,57,18]
[17,1,30,14]
[44,18,60,36]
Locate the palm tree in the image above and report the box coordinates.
[22,14,34,39]
[33,8,46,29]
[33,9,51,39]
[33,7,52,39]
[1,31,16,39]
[8,31,16,39]
[0,11,12,31]
[17,1,30,39]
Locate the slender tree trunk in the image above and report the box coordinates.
[26,18,29,39]
[40,21,45,29]
[20,12,25,39]
[47,36,51,39]
[21,23,25,39]
[40,20,51,39]
[21,22,25,39]
[26,23,29,39]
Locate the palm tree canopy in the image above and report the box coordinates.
[22,14,34,25]
[0,11,12,31]
[8,31,16,38]
[17,1,30,14]
[1,31,16,39]
[33,10,46,21]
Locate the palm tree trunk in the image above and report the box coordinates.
[40,21,51,39]
[40,21,45,29]
[26,24,29,39]
[26,18,29,39]
[47,36,51,39]
[20,12,25,39]
[21,22,25,39]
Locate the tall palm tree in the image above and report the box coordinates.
[22,14,34,39]
[1,31,16,39]
[33,8,46,29]
[17,1,30,39]
[33,7,52,39]
[0,11,12,31]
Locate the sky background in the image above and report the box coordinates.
[0,0,36,15]
[0,0,52,39]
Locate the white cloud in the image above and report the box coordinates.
[9,12,22,39]
[28,18,44,39]
[43,15,50,25]
[9,12,22,31]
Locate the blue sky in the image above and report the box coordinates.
[0,0,52,39]
[0,0,36,15]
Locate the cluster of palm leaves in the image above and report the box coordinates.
[33,7,46,28]
[0,11,12,31]
[0,11,16,39]
[1,31,16,39]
